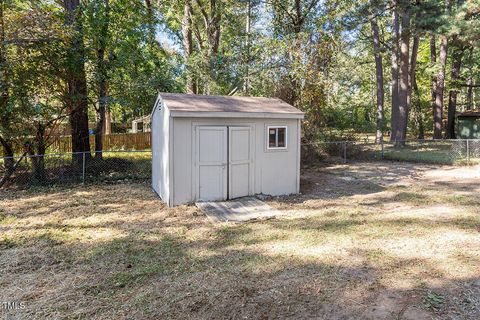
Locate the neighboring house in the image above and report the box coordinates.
[457,110,480,139]
[151,93,304,206]
[131,115,151,133]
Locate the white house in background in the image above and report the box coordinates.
[131,115,151,133]
[151,93,304,206]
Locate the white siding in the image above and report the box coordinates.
[259,118,300,196]
[170,117,300,206]
[170,117,191,205]
[151,98,170,204]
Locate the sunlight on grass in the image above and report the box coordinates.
[0,162,479,319]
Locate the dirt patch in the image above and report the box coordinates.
[1,162,479,319]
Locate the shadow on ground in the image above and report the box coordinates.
[1,161,479,319]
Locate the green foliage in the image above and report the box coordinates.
[423,291,445,311]
[1,0,480,156]
[1,0,180,156]
[82,0,181,119]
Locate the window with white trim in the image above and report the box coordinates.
[267,126,287,149]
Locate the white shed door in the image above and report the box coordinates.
[228,127,252,199]
[197,126,228,201]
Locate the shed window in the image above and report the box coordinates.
[267,126,287,149]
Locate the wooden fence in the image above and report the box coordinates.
[48,132,151,154]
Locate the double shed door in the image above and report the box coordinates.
[196,126,253,201]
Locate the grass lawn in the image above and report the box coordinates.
[381,142,480,165]
[1,161,479,319]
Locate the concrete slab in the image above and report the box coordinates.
[196,197,284,223]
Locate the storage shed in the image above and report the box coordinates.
[457,109,480,139]
[151,93,304,206]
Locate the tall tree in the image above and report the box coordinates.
[392,4,410,144]
[268,0,321,104]
[0,0,13,169]
[390,6,400,141]
[446,40,465,139]
[409,35,423,139]
[63,0,91,159]
[370,15,384,143]
[182,0,197,93]
[465,47,474,109]
[243,0,252,94]
[144,0,158,48]
[266,0,327,139]
[93,0,110,158]
[430,34,438,132]
[433,34,448,139]
[193,0,222,94]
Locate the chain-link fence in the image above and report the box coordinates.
[0,150,151,189]
[301,140,380,165]
[301,139,480,166]
[382,139,480,165]
[1,139,479,190]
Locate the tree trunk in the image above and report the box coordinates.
[243,0,251,94]
[394,7,410,145]
[0,0,7,113]
[104,109,111,134]
[390,8,400,141]
[26,124,47,183]
[95,83,107,158]
[409,35,422,139]
[430,35,438,133]
[466,77,474,110]
[371,16,384,144]
[433,35,448,139]
[194,0,221,94]
[182,0,197,94]
[408,35,419,113]
[63,0,91,162]
[144,0,158,49]
[0,137,14,171]
[94,0,110,159]
[446,43,463,139]
[206,0,221,56]
[413,76,425,139]
[466,47,474,110]
[34,126,47,182]
[0,0,13,170]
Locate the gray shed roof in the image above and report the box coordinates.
[158,93,304,119]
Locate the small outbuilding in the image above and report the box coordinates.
[151,93,304,206]
[457,109,480,139]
